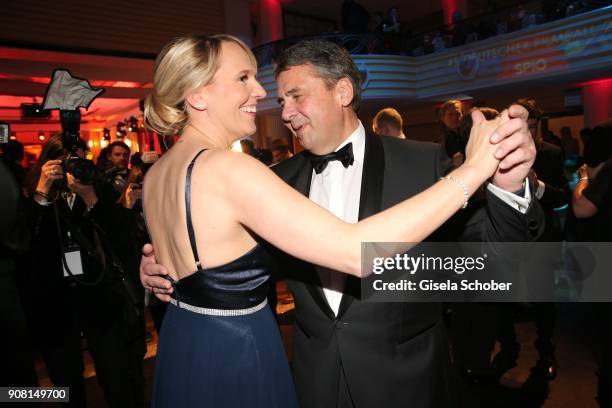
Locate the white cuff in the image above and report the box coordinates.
[486,178,532,214]
[33,195,53,206]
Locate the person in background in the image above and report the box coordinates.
[270,138,293,164]
[119,156,168,336]
[372,107,406,139]
[108,141,131,171]
[130,152,143,170]
[438,99,465,164]
[382,7,400,33]
[560,126,580,162]
[495,98,569,382]
[450,107,507,396]
[100,141,131,199]
[0,159,37,387]
[571,119,612,407]
[543,129,562,148]
[22,133,145,407]
[1,139,26,186]
[96,146,111,169]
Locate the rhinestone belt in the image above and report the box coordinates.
[169,297,268,317]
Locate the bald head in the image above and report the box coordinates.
[373,107,405,138]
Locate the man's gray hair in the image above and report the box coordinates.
[274,40,363,110]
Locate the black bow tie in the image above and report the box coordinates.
[310,143,355,174]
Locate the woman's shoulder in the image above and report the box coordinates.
[182,149,274,198]
[146,148,270,189]
[193,149,268,176]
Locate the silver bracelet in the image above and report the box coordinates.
[440,176,469,209]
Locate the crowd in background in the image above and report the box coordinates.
[370,99,611,405]
[1,94,611,406]
[1,136,156,407]
[0,124,298,407]
[0,1,610,406]
[340,0,609,56]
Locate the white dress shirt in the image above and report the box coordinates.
[309,122,531,315]
[309,122,365,316]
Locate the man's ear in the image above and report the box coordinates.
[185,89,208,111]
[335,77,355,108]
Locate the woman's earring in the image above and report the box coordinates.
[194,103,207,111]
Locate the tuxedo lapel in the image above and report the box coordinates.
[293,155,313,197]
[281,154,336,320]
[358,132,385,220]
[337,132,385,319]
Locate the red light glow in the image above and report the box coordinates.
[576,78,612,87]
[0,73,152,89]
[441,0,458,25]
[581,79,612,128]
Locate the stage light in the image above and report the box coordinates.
[9,135,16,141]
[103,128,111,141]
[21,103,51,119]
[38,133,45,141]
[127,116,139,132]
[116,122,126,138]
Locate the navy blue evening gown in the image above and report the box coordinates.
[151,149,298,407]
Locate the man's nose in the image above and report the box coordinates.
[281,102,295,123]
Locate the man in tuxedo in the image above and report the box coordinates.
[495,98,569,380]
[142,40,542,407]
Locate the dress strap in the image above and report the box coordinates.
[185,149,208,270]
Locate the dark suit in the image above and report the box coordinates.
[0,161,38,386]
[533,141,569,240]
[498,142,568,352]
[271,132,543,408]
[497,141,568,369]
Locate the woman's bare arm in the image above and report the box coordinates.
[219,114,502,276]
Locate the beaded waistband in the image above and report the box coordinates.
[169,297,268,317]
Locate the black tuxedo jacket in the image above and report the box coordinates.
[534,141,569,209]
[271,132,543,408]
[533,141,569,240]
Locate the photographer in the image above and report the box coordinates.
[99,141,131,200]
[119,168,143,211]
[22,133,144,408]
[116,154,168,333]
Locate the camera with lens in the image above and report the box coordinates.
[62,153,97,185]
[54,110,98,188]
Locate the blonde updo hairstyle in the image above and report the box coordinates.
[144,34,256,137]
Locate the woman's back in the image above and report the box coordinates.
[144,141,258,281]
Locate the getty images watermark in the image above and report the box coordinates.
[361,242,612,302]
[371,252,513,292]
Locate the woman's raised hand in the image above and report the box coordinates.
[463,110,502,179]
